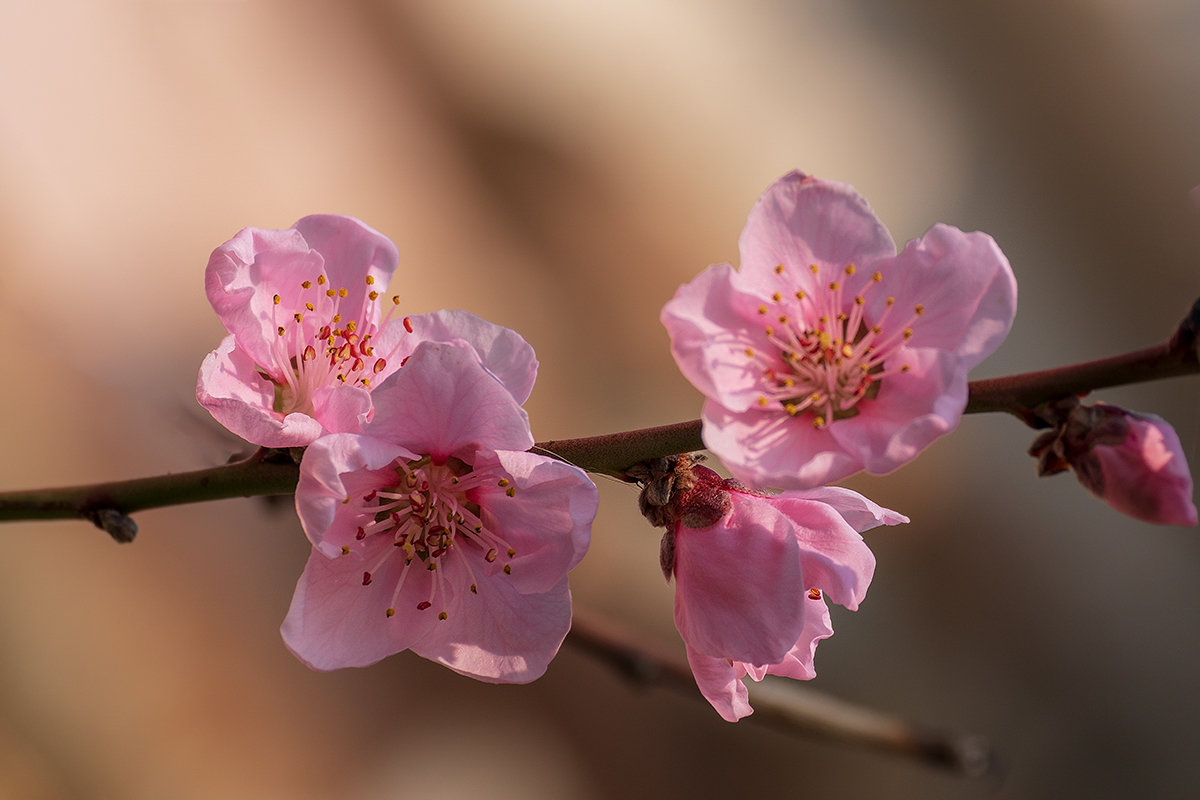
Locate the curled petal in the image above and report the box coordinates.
[197,335,324,447]
[685,644,754,722]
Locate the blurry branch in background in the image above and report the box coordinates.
[1,297,1197,537]
[567,609,994,777]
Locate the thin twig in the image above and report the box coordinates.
[566,609,994,776]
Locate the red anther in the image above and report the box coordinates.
[362,572,373,586]
[362,489,377,502]
[431,547,447,558]
[351,357,365,372]
[316,325,332,340]
[400,356,410,367]
[355,527,366,540]
[807,588,822,600]
[403,316,413,333]
[416,601,432,611]
[485,548,498,563]
[302,345,317,362]
[373,358,387,374]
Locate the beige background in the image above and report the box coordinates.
[2,1,1199,797]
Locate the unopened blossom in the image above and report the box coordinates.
[1031,401,1196,526]
[663,171,1018,488]
[198,215,536,447]
[282,340,596,682]
[638,457,906,721]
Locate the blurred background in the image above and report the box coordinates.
[2,1,1199,797]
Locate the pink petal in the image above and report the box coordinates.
[738,171,895,285]
[295,433,419,554]
[685,644,754,722]
[758,494,877,610]
[403,310,540,405]
[1085,411,1197,526]
[661,264,779,412]
[365,341,534,461]
[281,540,442,670]
[310,383,374,434]
[291,215,399,315]
[197,334,324,447]
[411,575,573,683]
[792,486,911,532]
[762,597,834,681]
[672,496,806,665]
[827,348,968,478]
[205,226,323,373]
[701,401,861,489]
[471,449,596,594]
[873,224,1017,367]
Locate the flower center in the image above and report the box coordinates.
[344,456,518,620]
[747,263,924,428]
[267,274,407,415]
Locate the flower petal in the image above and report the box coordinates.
[295,433,419,554]
[672,497,806,665]
[759,494,878,610]
[738,171,895,284]
[873,224,1017,367]
[763,597,834,681]
[411,575,573,683]
[291,215,399,315]
[472,449,596,594]
[281,540,442,670]
[684,644,754,722]
[197,334,324,447]
[403,310,540,405]
[366,341,534,461]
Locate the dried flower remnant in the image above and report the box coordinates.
[198,216,537,447]
[635,456,906,720]
[662,171,1017,488]
[282,341,596,682]
[1031,400,1196,526]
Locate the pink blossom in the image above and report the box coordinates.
[662,171,1018,488]
[198,215,536,447]
[655,463,906,721]
[281,340,596,682]
[1032,402,1196,526]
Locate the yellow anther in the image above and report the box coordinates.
[872,271,882,282]
[341,546,350,555]
[369,290,379,301]
[507,548,516,558]
[745,348,755,357]
[771,292,782,302]
[778,315,788,324]
[795,290,806,301]
[809,264,819,274]
[812,415,826,428]
[765,326,774,336]
[757,396,769,407]
[301,280,312,289]
[317,275,327,285]
[386,608,395,617]
[305,302,314,311]
[842,344,853,357]
[276,326,285,336]
[392,295,400,305]
[781,378,795,387]
[503,564,512,575]
[438,611,448,620]
[332,314,341,323]
[886,297,896,307]
[470,584,478,594]
[915,304,925,315]
[845,265,856,275]
[346,321,357,332]
[273,294,281,305]
[365,275,375,285]
[828,281,839,291]
[338,287,348,298]
[293,313,302,323]
[757,305,768,315]
[326,289,336,298]
[872,325,882,334]
[497,478,510,488]
[900,364,912,372]
[784,403,799,416]
[903,328,914,339]
[855,296,865,306]
[774,264,785,275]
